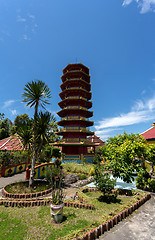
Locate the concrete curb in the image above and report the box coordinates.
[0,198,94,210]
[71,193,151,240]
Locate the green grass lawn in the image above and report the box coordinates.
[0,190,147,240]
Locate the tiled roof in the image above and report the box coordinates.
[141,123,155,140]
[0,134,24,151]
[88,134,105,146]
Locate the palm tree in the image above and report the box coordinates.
[17,124,33,164]
[22,80,51,187]
[36,111,51,161]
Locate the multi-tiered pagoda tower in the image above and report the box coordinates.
[55,63,97,162]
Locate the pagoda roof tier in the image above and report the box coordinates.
[53,140,98,147]
[61,71,90,83]
[63,63,89,75]
[57,107,93,118]
[59,88,92,100]
[60,78,91,92]
[58,97,92,109]
[56,127,94,136]
[57,118,94,127]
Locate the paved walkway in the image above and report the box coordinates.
[0,171,26,198]
[98,194,155,240]
[0,172,77,199]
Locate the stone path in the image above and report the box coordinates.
[0,171,78,199]
[0,171,26,198]
[98,194,155,240]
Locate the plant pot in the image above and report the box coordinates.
[50,202,64,223]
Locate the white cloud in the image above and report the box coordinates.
[122,0,155,13]
[10,109,17,116]
[95,95,155,140]
[3,100,15,109]
[17,15,26,22]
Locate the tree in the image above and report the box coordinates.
[94,163,116,196]
[0,114,12,140]
[35,111,51,161]
[17,123,33,164]
[145,144,155,175]
[22,80,51,187]
[101,132,147,183]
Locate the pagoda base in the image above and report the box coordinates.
[53,141,98,163]
[63,154,94,164]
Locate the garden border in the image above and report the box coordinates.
[0,199,94,210]
[71,193,151,240]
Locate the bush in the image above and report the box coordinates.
[0,151,29,167]
[89,167,95,176]
[94,164,116,196]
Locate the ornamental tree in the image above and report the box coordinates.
[100,132,147,183]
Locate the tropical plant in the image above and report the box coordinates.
[145,144,155,175]
[45,164,64,205]
[0,114,12,140]
[100,132,147,183]
[22,80,51,187]
[94,163,116,196]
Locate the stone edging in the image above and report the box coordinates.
[0,199,94,210]
[2,187,53,199]
[71,193,151,240]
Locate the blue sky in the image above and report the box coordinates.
[0,0,155,141]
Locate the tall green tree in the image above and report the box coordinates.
[101,132,147,183]
[0,113,12,140]
[22,80,51,187]
[145,144,155,175]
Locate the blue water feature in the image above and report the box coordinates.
[86,175,137,190]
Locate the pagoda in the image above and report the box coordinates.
[54,63,96,162]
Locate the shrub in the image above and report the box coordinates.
[94,164,116,196]
[89,167,95,176]
[0,151,29,167]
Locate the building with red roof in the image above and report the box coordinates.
[141,122,155,144]
[0,134,24,151]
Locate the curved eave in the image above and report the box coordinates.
[59,89,92,100]
[57,109,93,118]
[61,71,90,83]
[58,99,92,109]
[57,119,94,127]
[63,63,89,75]
[60,79,91,91]
[56,130,94,136]
[53,142,98,147]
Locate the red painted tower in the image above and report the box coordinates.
[55,63,96,162]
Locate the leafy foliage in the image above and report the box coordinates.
[94,163,116,196]
[22,80,51,187]
[0,114,12,140]
[100,132,147,183]
[0,151,29,166]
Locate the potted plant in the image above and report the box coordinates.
[46,162,64,223]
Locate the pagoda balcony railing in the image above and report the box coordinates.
[59,138,91,143]
[62,106,88,111]
[65,96,88,101]
[61,70,90,79]
[62,78,91,86]
[64,86,89,93]
[61,116,88,121]
[59,127,92,132]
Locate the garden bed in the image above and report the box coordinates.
[0,187,151,240]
